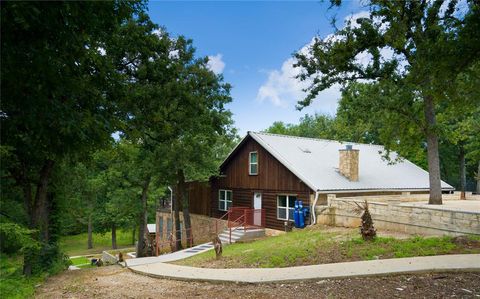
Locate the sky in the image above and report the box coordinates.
[147,1,366,136]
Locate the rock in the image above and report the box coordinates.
[396,288,404,291]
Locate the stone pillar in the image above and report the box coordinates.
[327,194,336,206]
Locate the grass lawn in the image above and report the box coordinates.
[60,229,134,256]
[69,256,96,269]
[175,227,480,268]
[0,254,45,299]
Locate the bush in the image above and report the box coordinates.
[0,222,39,254]
[23,243,70,275]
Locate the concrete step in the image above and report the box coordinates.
[219,236,237,244]
[218,233,242,241]
[219,229,245,237]
[218,227,266,244]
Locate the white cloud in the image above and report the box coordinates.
[207,54,226,75]
[256,10,406,112]
[256,40,342,111]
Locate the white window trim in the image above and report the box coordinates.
[218,189,232,212]
[249,151,258,175]
[277,194,297,221]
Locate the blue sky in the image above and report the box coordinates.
[147,1,365,135]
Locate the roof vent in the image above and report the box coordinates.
[298,147,311,153]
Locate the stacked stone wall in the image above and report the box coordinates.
[156,211,227,245]
[316,197,480,236]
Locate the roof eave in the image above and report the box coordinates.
[315,187,455,193]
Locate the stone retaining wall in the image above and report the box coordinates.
[156,211,227,245]
[316,197,480,236]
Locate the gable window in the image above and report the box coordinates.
[277,195,297,221]
[218,190,232,211]
[249,151,258,175]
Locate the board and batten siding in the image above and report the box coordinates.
[211,136,314,230]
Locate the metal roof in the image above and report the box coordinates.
[249,131,454,192]
[147,224,156,233]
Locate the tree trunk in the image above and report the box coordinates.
[31,159,55,241]
[22,159,55,276]
[423,95,442,205]
[87,214,93,249]
[476,161,480,195]
[173,177,182,251]
[132,225,136,245]
[459,145,466,200]
[112,223,117,250]
[178,169,193,248]
[136,176,151,258]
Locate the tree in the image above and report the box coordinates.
[59,161,102,249]
[354,200,377,241]
[265,114,336,139]
[111,14,235,252]
[295,0,480,204]
[438,62,480,197]
[1,1,144,275]
[90,143,145,250]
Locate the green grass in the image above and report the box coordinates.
[59,229,134,256]
[69,256,96,269]
[0,254,44,299]
[176,228,480,268]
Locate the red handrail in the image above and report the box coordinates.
[215,210,230,235]
[155,208,266,252]
[228,214,245,243]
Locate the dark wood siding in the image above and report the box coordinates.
[175,181,211,216]
[219,137,309,191]
[210,136,314,230]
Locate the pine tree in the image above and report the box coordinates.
[355,200,377,241]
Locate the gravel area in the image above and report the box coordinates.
[36,265,480,298]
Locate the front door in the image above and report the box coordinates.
[253,192,262,226]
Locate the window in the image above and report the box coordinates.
[277,195,297,221]
[249,151,258,175]
[218,190,232,211]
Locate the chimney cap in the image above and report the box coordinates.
[345,144,353,150]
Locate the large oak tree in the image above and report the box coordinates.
[295,0,480,204]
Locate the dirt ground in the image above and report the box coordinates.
[36,265,480,299]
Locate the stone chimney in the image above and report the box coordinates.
[339,145,359,181]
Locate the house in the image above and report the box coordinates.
[205,132,454,231]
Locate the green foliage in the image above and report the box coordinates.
[0,254,39,299]
[294,0,480,201]
[265,114,336,140]
[1,1,148,275]
[0,222,40,254]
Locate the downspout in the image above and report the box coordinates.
[310,191,319,225]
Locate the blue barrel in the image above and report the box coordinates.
[298,200,305,228]
[293,200,300,227]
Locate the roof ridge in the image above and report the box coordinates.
[253,131,384,148]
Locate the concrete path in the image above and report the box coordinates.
[128,254,480,283]
[125,242,214,267]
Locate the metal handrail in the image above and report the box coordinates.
[215,210,230,235]
[156,208,266,251]
[228,214,245,243]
